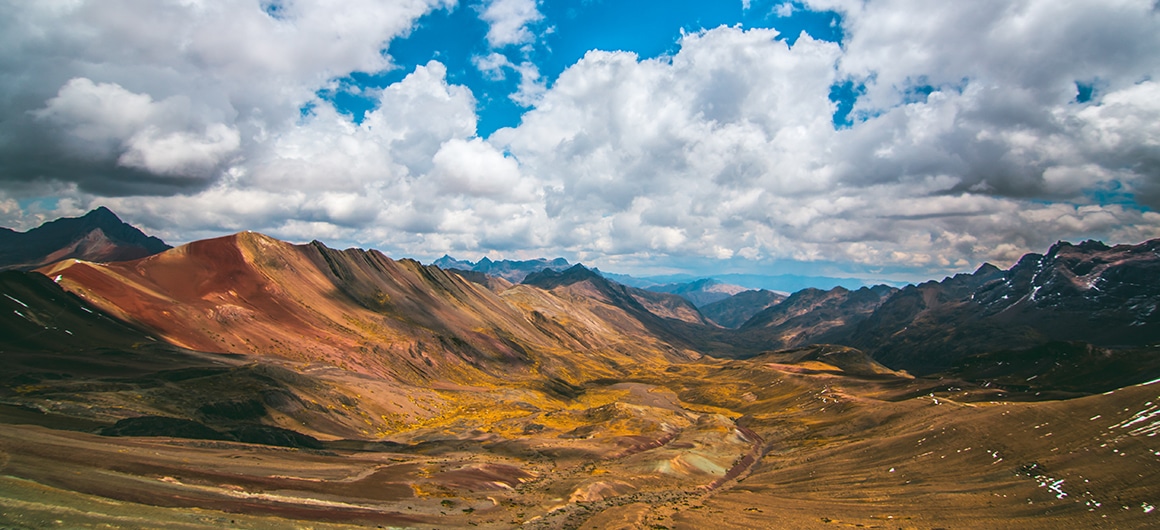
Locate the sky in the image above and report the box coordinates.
[1,0,1159,283]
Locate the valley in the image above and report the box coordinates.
[5,349,1160,529]
[1,213,1159,528]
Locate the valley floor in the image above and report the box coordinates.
[3,355,1159,529]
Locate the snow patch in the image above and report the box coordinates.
[3,294,29,308]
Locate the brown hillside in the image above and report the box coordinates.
[39,232,692,386]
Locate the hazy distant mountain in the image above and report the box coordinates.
[644,278,749,307]
[433,255,571,283]
[699,289,787,328]
[599,270,890,293]
[0,206,170,271]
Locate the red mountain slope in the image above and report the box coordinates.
[40,232,694,385]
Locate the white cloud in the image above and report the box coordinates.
[2,0,1160,281]
[430,137,530,200]
[807,0,1160,113]
[486,11,1160,275]
[473,52,513,81]
[33,77,240,178]
[119,124,241,177]
[0,0,450,193]
[511,61,547,106]
[479,0,543,48]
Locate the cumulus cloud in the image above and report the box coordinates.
[0,0,451,194]
[33,77,241,179]
[486,2,1160,275]
[473,52,513,81]
[83,58,548,256]
[2,0,1159,281]
[430,138,528,199]
[478,0,543,48]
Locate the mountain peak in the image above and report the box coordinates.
[432,255,572,283]
[0,207,171,270]
[1045,239,1111,259]
[974,262,1002,275]
[86,205,120,221]
[522,264,602,289]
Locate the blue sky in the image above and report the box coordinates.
[1,0,1158,284]
[328,0,844,137]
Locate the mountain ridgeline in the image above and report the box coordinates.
[851,239,1160,374]
[433,254,571,283]
[0,206,170,271]
[4,208,1157,380]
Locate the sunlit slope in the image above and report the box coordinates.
[39,232,694,385]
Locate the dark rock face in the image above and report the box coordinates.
[855,239,1160,374]
[0,207,170,270]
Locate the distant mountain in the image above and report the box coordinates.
[0,206,170,271]
[522,264,713,328]
[433,255,571,283]
[515,264,749,359]
[598,270,890,293]
[699,289,786,328]
[644,278,749,307]
[593,270,658,288]
[739,285,898,350]
[852,239,1160,375]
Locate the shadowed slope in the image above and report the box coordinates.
[738,285,897,349]
[520,265,721,352]
[854,239,1160,374]
[700,289,786,328]
[0,207,170,271]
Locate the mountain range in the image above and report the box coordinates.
[432,254,572,283]
[643,278,750,307]
[0,206,170,271]
[2,208,1160,528]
